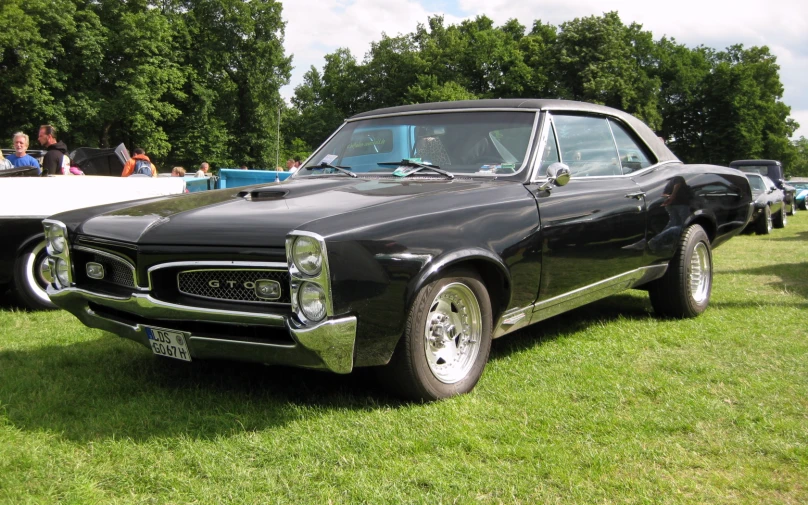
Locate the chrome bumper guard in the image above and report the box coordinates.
[48,286,357,374]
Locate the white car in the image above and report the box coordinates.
[1,175,186,309]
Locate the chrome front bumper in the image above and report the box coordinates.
[48,286,357,373]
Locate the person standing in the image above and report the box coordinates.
[0,151,12,171]
[6,132,42,175]
[121,147,158,177]
[195,162,209,177]
[38,125,69,175]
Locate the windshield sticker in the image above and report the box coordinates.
[320,154,338,165]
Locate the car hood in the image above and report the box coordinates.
[76,177,517,247]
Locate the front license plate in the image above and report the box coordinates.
[145,326,192,362]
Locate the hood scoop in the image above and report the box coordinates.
[239,187,289,201]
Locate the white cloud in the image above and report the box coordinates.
[280,0,808,138]
[279,0,463,100]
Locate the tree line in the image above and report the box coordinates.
[1,0,290,169]
[2,1,806,175]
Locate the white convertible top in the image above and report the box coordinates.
[0,176,186,218]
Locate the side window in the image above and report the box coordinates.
[553,115,620,177]
[539,121,559,173]
[608,120,654,174]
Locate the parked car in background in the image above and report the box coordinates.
[730,159,797,216]
[69,143,130,176]
[788,177,808,210]
[1,176,186,309]
[745,173,785,234]
[43,99,752,400]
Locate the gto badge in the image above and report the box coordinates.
[255,279,281,300]
[86,262,105,280]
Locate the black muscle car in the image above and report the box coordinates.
[730,159,797,216]
[745,173,786,234]
[43,99,754,400]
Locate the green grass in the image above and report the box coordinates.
[1,218,807,504]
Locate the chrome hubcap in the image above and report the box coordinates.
[424,282,482,384]
[689,242,711,304]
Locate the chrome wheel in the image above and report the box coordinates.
[423,282,482,384]
[689,242,711,304]
[766,211,773,233]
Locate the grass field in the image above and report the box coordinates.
[1,216,806,504]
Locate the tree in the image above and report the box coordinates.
[554,12,660,128]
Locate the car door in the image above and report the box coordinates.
[528,113,647,301]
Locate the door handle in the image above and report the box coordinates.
[625,191,646,199]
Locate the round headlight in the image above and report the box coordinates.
[299,282,327,322]
[293,236,322,276]
[55,258,70,286]
[49,235,66,254]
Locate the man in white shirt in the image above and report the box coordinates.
[195,162,209,177]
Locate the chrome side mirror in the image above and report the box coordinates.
[538,162,571,191]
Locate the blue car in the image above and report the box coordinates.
[789,179,808,210]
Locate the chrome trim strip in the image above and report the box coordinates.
[529,113,552,183]
[43,219,73,287]
[49,286,288,326]
[346,107,544,122]
[175,268,288,306]
[493,265,668,338]
[147,260,287,290]
[532,159,679,183]
[74,246,140,287]
[76,236,139,251]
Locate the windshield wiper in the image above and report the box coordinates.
[305,162,357,178]
[377,159,454,179]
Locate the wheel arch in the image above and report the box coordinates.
[15,231,46,258]
[686,213,716,243]
[408,248,511,325]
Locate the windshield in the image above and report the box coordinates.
[789,182,808,190]
[299,111,537,176]
[734,165,777,178]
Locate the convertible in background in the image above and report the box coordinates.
[1,176,186,309]
[43,99,753,400]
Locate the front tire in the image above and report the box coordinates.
[755,206,772,235]
[379,268,492,401]
[648,224,712,318]
[12,239,57,310]
[772,205,786,228]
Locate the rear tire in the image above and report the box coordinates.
[378,268,492,401]
[12,239,57,310]
[788,199,797,216]
[649,224,712,318]
[755,206,772,235]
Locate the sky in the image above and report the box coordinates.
[279,0,808,140]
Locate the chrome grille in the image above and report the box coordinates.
[91,254,135,288]
[177,269,290,304]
